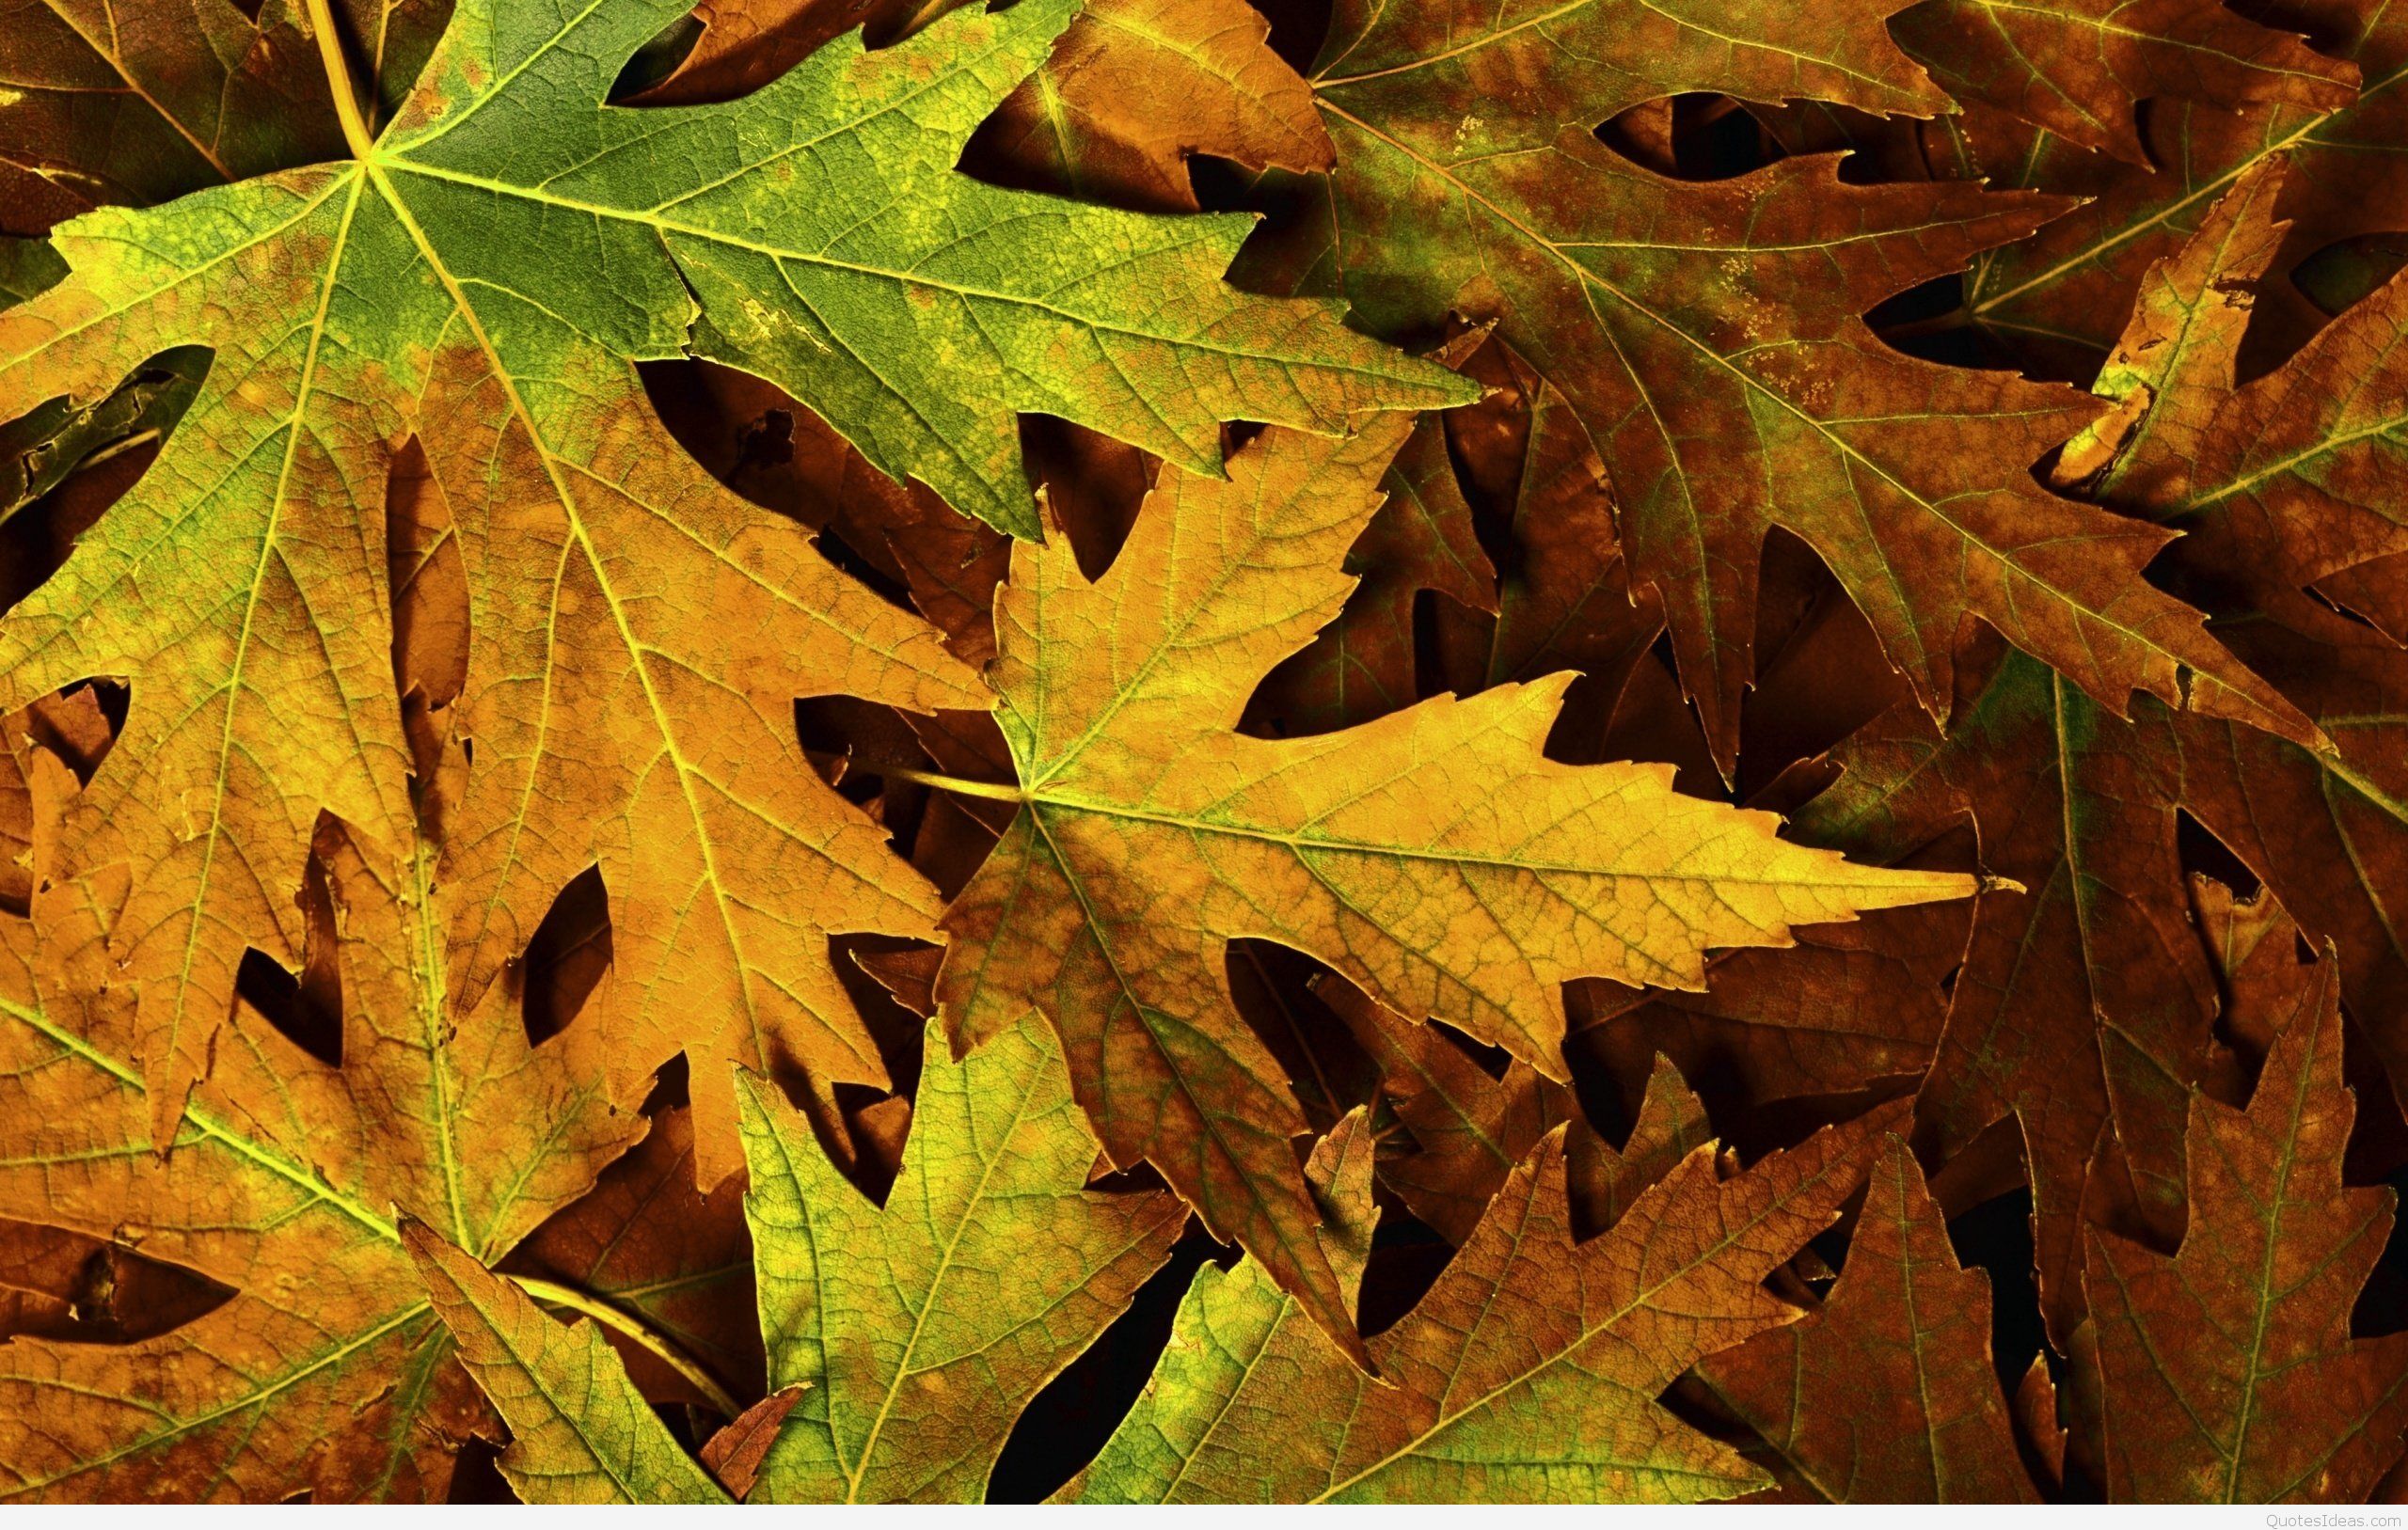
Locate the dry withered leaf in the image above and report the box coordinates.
[1700,1136,2042,1502]
[1063,1097,1903,1502]
[1790,645,2215,1341]
[1310,974,1571,1246]
[1232,0,2318,779]
[972,0,1335,210]
[2082,946,2408,1502]
[931,408,1977,1363]
[1890,0,2353,163]
[1956,0,2396,368]
[2065,157,2408,621]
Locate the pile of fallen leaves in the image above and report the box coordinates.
[3,0,2406,1505]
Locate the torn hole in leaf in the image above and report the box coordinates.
[234,832,343,1067]
[520,866,613,1046]
[0,1218,234,1346]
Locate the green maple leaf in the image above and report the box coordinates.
[0,0,1467,1160]
[410,1013,1189,1504]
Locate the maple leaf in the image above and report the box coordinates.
[0,720,650,1500]
[1063,1089,1900,1502]
[2080,940,2408,1501]
[415,1011,1189,1504]
[2156,593,2408,1092]
[1888,0,2353,163]
[0,0,449,233]
[1954,0,2394,364]
[971,0,1337,211]
[1699,1136,2041,1502]
[0,0,341,233]
[1310,975,1571,1245]
[1228,0,2321,777]
[1785,157,2408,1347]
[927,408,1979,1362]
[408,1221,735,1505]
[2060,156,2408,616]
[2052,158,2408,1114]
[733,1017,1187,1503]
[0,0,1465,1166]
[1790,643,2217,1341]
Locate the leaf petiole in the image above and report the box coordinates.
[509,1274,746,1421]
[866,762,1026,804]
[300,0,378,159]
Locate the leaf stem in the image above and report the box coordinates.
[300,0,378,160]
[796,747,1023,803]
[509,1274,745,1420]
[871,762,1027,803]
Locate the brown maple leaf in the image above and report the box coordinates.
[2081,940,2408,1501]
[1950,0,2394,370]
[1789,639,2217,1342]
[1890,0,2353,163]
[1230,0,2324,778]
[1701,1135,2042,1502]
[2062,156,2408,618]
[969,0,1335,211]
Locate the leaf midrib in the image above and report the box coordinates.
[370,158,1419,386]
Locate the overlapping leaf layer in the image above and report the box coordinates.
[5,0,2408,1506]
